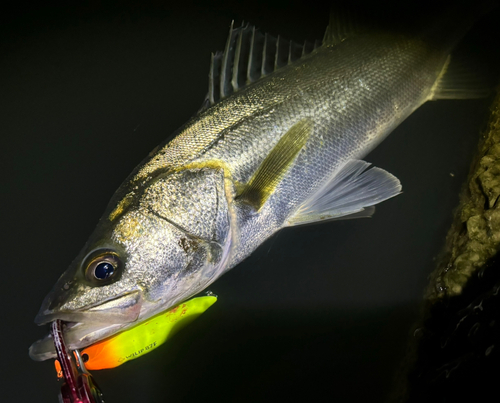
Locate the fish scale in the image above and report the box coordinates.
[30,11,489,361]
[189,35,440,264]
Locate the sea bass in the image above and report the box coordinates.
[30,11,488,360]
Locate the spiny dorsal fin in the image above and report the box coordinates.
[323,9,364,46]
[202,22,318,110]
[237,119,313,211]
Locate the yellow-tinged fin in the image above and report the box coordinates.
[238,119,313,210]
[80,295,217,370]
[430,54,492,100]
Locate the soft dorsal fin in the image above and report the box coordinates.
[203,22,318,109]
[323,9,365,46]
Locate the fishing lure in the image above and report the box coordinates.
[80,294,217,370]
[52,320,104,403]
[52,295,216,401]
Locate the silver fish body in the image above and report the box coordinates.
[133,31,443,264]
[30,16,482,360]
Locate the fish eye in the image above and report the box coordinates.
[94,262,115,279]
[84,250,122,285]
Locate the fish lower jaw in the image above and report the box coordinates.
[29,298,160,361]
[29,321,125,361]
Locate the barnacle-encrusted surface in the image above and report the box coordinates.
[427,88,500,301]
[393,89,500,403]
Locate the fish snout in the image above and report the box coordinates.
[30,291,144,361]
[35,291,143,326]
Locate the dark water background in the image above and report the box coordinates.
[2,1,499,402]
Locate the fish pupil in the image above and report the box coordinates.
[94,262,115,279]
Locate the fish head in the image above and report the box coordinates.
[31,167,231,360]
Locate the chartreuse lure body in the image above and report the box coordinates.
[80,295,217,370]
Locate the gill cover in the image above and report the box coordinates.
[113,166,231,305]
[33,165,230,362]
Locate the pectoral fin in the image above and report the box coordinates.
[286,160,401,226]
[238,119,313,210]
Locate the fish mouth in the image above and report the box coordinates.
[30,291,143,361]
[29,321,125,361]
[35,291,143,325]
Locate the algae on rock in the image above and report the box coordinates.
[427,88,500,300]
[393,89,500,403]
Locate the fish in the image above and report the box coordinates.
[30,9,490,361]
